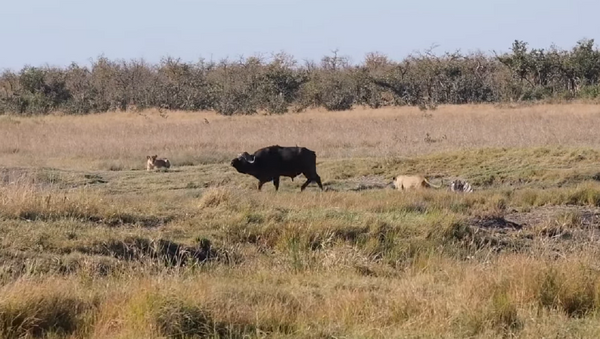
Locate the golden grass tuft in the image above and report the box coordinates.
[197,187,237,209]
[535,264,600,318]
[0,279,95,338]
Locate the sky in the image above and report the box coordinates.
[1,0,599,70]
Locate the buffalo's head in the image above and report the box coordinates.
[230,152,255,173]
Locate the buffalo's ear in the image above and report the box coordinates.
[239,152,255,163]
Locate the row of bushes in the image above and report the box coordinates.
[1,39,600,115]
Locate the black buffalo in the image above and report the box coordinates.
[231,145,324,191]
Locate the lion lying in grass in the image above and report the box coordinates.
[146,155,171,171]
[392,175,442,190]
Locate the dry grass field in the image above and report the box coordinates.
[3,103,600,170]
[3,103,600,338]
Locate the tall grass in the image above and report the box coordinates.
[2,103,600,170]
[2,254,600,338]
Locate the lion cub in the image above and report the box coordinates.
[393,175,441,190]
[146,155,171,171]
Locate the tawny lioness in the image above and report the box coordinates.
[392,175,442,190]
[146,155,171,171]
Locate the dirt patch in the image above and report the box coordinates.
[83,174,108,185]
[90,214,174,228]
[78,237,236,266]
[505,205,600,229]
[467,206,600,252]
[470,216,523,231]
[348,175,393,191]
[15,212,173,228]
[470,206,600,232]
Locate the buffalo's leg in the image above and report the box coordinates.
[273,176,280,191]
[315,175,323,190]
[301,173,324,191]
[258,180,268,191]
[301,178,313,191]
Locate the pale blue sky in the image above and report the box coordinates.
[1,0,598,70]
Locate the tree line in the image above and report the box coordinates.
[1,39,599,115]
